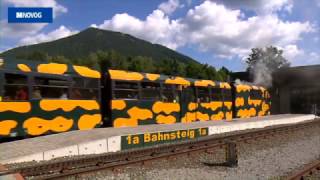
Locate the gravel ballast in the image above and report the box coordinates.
[61,123,320,180]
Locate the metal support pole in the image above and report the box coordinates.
[225,141,238,167]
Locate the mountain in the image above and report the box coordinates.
[1,27,198,65]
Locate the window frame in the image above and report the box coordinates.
[2,70,30,102]
[140,81,161,101]
[197,86,211,103]
[70,75,100,100]
[222,88,232,102]
[160,83,180,103]
[211,87,223,101]
[112,80,140,100]
[250,89,263,100]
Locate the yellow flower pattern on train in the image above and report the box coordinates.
[188,102,198,111]
[0,102,31,113]
[181,112,197,123]
[236,84,251,92]
[156,114,176,124]
[111,100,126,110]
[37,63,68,75]
[235,97,245,107]
[146,73,160,81]
[165,77,190,85]
[0,120,17,135]
[226,112,233,120]
[152,101,180,114]
[73,65,101,78]
[220,82,231,89]
[211,111,224,120]
[200,101,223,111]
[237,108,257,118]
[23,116,73,136]
[248,97,262,107]
[109,70,144,81]
[196,111,210,121]
[17,64,31,72]
[224,102,232,110]
[194,80,215,87]
[40,100,99,112]
[78,114,102,130]
[114,107,153,127]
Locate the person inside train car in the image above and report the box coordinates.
[71,89,82,99]
[59,89,68,100]
[15,86,28,100]
[32,87,42,99]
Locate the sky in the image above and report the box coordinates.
[0,0,319,71]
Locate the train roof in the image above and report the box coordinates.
[0,58,100,79]
[107,69,231,89]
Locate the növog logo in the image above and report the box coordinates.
[8,7,53,23]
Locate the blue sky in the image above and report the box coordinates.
[1,0,319,71]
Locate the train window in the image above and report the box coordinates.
[197,87,210,102]
[72,77,84,87]
[113,81,139,99]
[250,90,262,100]
[211,88,222,101]
[70,77,99,100]
[115,81,139,89]
[223,89,232,101]
[5,73,27,84]
[85,79,99,88]
[161,84,175,102]
[3,73,28,101]
[70,88,98,100]
[33,76,69,99]
[141,82,160,100]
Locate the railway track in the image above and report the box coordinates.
[0,119,319,180]
[286,159,320,180]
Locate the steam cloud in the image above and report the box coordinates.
[251,61,273,88]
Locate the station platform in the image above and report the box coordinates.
[0,114,316,165]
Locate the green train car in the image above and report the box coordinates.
[0,59,271,141]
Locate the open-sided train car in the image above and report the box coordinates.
[106,70,233,127]
[0,59,102,140]
[0,59,271,141]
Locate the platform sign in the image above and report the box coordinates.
[121,127,208,150]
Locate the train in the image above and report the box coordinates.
[0,58,271,141]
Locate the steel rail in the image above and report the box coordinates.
[1,119,319,179]
[286,159,320,180]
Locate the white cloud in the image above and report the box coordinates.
[94,1,313,61]
[3,0,67,17]
[0,20,46,38]
[1,0,67,40]
[96,10,184,49]
[212,0,293,14]
[158,0,180,15]
[182,1,313,58]
[18,26,78,46]
[282,44,304,61]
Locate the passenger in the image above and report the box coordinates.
[15,87,28,100]
[71,89,82,99]
[174,94,180,103]
[161,94,168,102]
[32,87,42,99]
[59,89,68,100]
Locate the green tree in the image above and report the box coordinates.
[246,46,290,86]
[246,46,290,72]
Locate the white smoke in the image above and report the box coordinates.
[235,78,255,86]
[252,61,273,87]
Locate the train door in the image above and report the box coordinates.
[180,86,197,123]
